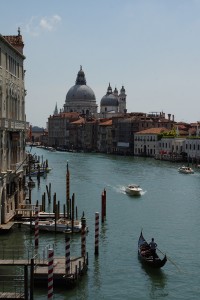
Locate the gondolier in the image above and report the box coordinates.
[149,238,157,261]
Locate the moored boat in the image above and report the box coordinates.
[22,218,86,233]
[125,184,143,196]
[30,167,52,173]
[29,170,45,177]
[138,231,167,268]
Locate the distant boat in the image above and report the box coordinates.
[138,231,167,269]
[47,147,56,152]
[125,184,143,196]
[56,147,67,152]
[178,166,194,174]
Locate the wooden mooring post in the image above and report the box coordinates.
[101,190,106,223]
[95,212,99,255]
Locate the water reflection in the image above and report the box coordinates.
[93,256,101,290]
[141,265,168,299]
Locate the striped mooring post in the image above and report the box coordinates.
[34,206,39,248]
[81,215,86,258]
[94,212,99,255]
[48,248,54,300]
[65,235,70,275]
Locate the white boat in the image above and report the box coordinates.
[125,184,143,196]
[178,166,194,174]
[22,218,84,233]
[37,212,65,219]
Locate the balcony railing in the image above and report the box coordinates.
[0,118,26,130]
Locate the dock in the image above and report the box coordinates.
[34,256,87,285]
[0,253,88,287]
[0,221,15,232]
[0,292,24,299]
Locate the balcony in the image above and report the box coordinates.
[0,118,26,130]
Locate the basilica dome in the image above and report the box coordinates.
[66,84,96,102]
[64,67,97,115]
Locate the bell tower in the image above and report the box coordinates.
[118,86,126,113]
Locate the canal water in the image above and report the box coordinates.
[1,147,200,299]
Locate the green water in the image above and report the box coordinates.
[1,148,200,299]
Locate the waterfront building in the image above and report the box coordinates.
[97,119,112,153]
[134,127,169,157]
[30,126,46,143]
[0,30,26,224]
[48,112,80,148]
[156,137,185,161]
[183,138,200,162]
[68,116,98,151]
[111,112,175,155]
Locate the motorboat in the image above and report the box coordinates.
[178,166,194,174]
[125,184,143,196]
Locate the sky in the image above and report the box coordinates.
[1,0,200,127]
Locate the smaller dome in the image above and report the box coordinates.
[101,94,118,106]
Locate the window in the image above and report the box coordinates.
[17,63,19,78]
[6,53,8,70]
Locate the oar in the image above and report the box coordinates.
[157,248,182,272]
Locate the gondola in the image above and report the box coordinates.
[138,231,167,268]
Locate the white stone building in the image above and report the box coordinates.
[183,138,200,161]
[0,30,26,224]
[134,128,169,157]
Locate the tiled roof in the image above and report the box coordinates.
[3,35,23,45]
[135,127,170,134]
[71,118,85,124]
[50,112,80,119]
[3,34,24,54]
[188,128,196,135]
[178,124,188,130]
[99,119,112,126]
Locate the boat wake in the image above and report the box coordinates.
[113,185,126,194]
